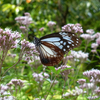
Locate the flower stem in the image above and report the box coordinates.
[1,59,21,80]
[44,75,57,99]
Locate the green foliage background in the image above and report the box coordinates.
[1,0,100,31]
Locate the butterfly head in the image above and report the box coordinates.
[34,36,41,46]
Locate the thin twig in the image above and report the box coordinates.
[44,75,57,100]
[1,59,21,78]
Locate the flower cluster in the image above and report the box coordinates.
[47,21,56,31]
[55,65,72,80]
[62,23,83,34]
[95,32,100,46]
[32,72,49,82]
[91,43,98,51]
[0,84,15,100]
[80,34,95,41]
[7,79,24,88]
[80,29,100,53]
[80,29,96,42]
[70,50,89,62]
[87,96,98,100]
[91,32,100,53]
[0,28,21,51]
[86,29,94,35]
[0,79,24,100]
[47,21,56,27]
[62,87,86,99]
[83,69,100,83]
[15,12,32,25]
[77,69,100,99]
[15,12,32,33]
[63,55,73,65]
[77,79,86,85]
[21,39,39,62]
[95,32,100,38]
[96,37,100,45]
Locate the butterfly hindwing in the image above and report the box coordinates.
[36,41,64,66]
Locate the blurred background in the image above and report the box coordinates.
[1,0,100,31]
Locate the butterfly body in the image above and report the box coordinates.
[34,31,81,66]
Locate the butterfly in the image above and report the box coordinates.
[34,31,81,66]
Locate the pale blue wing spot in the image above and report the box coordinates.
[59,45,63,49]
[63,36,73,43]
[53,42,61,46]
[63,49,66,51]
[41,37,60,42]
[68,41,71,44]
[59,32,62,35]
[67,45,70,48]
[76,38,79,40]
[64,42,66,45]
[62,32,67,35]
[76,41,79,43]
[60,41,63,44]
[72,34,75,36]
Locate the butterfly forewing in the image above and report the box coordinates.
[40,32,81,54]
[34,31,81,66]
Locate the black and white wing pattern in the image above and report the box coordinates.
[34,31,81,66]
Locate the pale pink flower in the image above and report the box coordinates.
[77,79,86,85]
[32,72,49,82]
[62,23,83,34]
[95,32,100,38]
[10,79,24,87]
[24,12,31,16]
[15,13,32,25]
[70,50,89,61]
[32,72,44,82]
[83,69,100,80]
[91,49,97,53]
[95,90,100,95]
[96,37,100,45]
[87,96,98,100]
[91,43,98,49]
[0,28,21,51]
[21,39,39,62]
[39,27,44,31]
[80,34,95,40]
[55,65,72,80]
[86,29,94,35]
[47,21,56,27]
[7,82,13,87]
[62,87,86,98]
[20,26,27,31]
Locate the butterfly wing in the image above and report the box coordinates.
[36,41,64,66]
[35,31,81,66]
[40,32,81,54]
